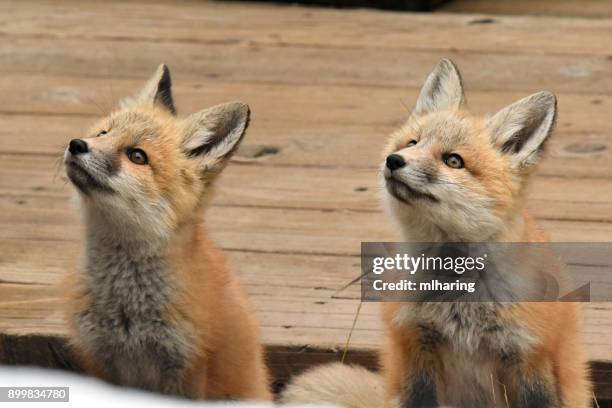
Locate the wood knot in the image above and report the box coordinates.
[468,17,496,25]
[233,144,280,162]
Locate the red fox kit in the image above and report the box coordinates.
[282,59,591,407]
[63,65,271,400]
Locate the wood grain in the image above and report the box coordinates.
[0,0,610,400]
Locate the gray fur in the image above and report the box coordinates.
[73,225,195,395]
[515,379,560,408]
[394,302,538,406]
[64,155,117,196]
[395,303,535,356]
[403,371,439,408]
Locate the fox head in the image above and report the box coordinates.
[382,59,557,241]
[64,64,249,240]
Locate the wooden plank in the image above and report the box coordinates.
[2,73,611,130]
[1,0,611,56]
[1,155,612,224]
[1,193,612,257]
[0,112,611,180]
[0,36,611,95]
[0,72,611,143]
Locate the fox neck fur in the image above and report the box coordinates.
[74,206,201,393]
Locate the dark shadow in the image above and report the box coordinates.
[218,0,451,12]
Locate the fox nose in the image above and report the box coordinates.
[69,139,89,155]
[386,154,406,171]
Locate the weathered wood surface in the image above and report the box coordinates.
[0,0,611,399]
[440,0,612,18]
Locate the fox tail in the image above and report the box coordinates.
[280,363,384,408]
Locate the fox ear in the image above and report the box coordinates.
[486,91,557,169]
[414,58,465,116]
[121,64,176,114]
[181,102,250,171]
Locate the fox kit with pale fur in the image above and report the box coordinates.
[64,65,271,400]
[282,60,591,407]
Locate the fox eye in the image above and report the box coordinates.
[444,153,464,169]
[406,140,417,147]
[97,130,108,137]
[127,148,148,165]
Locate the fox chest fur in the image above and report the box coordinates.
[393,302,537,405]
[395,302,535,355]
[74,239,196,391]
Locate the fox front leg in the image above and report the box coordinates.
[512,377,560,408]
[400,324,442,408]
[155,344,192,397]
[402,371,439,408]
[503,358,560,408]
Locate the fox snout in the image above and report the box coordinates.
[64,139,116,195]
[383,151,439,205]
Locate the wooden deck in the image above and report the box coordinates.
[0,0,611,400]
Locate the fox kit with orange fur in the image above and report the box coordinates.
[64,65,271,400]
[282,60,591,407]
